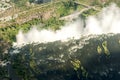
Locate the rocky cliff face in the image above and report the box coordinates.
[1,33,120,80]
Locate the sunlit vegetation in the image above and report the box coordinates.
[56,0,78,17]
[0,18,41,42]
[102,41,110,55]
[97,45,102,54]
[44,17,64,30]
[80,8,99,19]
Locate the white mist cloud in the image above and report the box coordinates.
[14,3,120,46]
[84,3,120,34]
[14,19,83,46]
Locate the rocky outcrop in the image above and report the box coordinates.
[1,33,119,80]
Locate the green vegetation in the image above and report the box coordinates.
[97,41,110,55]
[0,18,41,42]
[56,0,77,17]
[44,17,64,30]
[97,45,102,54]
[102,41,110,56]
[71,59,81,71]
